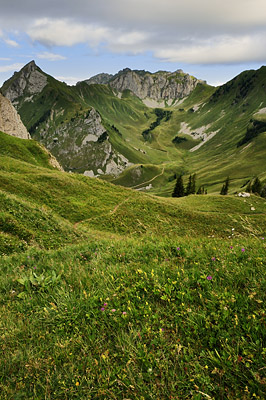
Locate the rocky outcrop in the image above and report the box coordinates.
[84,73,114,85]
[107,68,206,101]
[1,60,47,105]
[39,107,131,176]
[0,93,30,139]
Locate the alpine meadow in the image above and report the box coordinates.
[0,59,266,400]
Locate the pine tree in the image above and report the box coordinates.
[197,185,204,195]
[251,177,262,195]
[172,175,185,197]
[220,177,230,195]
[246,180,252,193]
[191,174,196,194]
[185,175,192,196]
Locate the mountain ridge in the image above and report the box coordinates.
[1,61,265,195]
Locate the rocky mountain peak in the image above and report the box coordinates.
[1,60,48,104]
[84,72,114,85]
[107,68,205,102]
[0,93,30,139]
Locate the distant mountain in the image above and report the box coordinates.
[84,73,114,85]
[1,61,266,195]
[83,67,207,105]
[1,61,131,176]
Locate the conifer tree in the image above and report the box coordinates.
[220,177,230,195]
[172,175,185,197]
[185,175,192,196]
[251,177,262,195]
[191,174,196,194]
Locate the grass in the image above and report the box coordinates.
[1,235,266,399]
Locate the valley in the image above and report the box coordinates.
[1,62,266,196]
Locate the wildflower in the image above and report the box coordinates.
[230,246,233,249]
[177,247,180,251]
[75,382,80,386]
[207,275,213,280]
[122,311,127,315]
[103,303,107,306]
[241,248,245,252]
[262,237,264,240]
[111,309,116,312]
[211,257,216,261]
[100,307,105,311]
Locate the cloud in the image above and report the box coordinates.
[0,0,266,65]
[0,58,11,61]
[0,63,24,73]
[28,18,110,47]
[37,51,67,61]
[155,34,266,64]
[4,38,19,47]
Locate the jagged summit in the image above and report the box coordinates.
[1,60,47,103]
[83,67,207,102]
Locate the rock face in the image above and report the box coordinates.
[40,107,131,176]
[84,73,114,85]
[1,60,47,105]
[86,68,206,102]
[0,93,30,139]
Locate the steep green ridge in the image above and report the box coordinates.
[0,130,57,169]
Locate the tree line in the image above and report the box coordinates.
[172,174,207,197]
[172,174,266,198]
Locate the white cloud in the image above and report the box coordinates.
[0,57,11,61]
[155,34,266,64]
[28,18,110,47]
[0,63,24,73]
[4,38,19,47]
[37,51,67,61]
[0,0,266,66]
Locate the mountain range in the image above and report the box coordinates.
[1,61,266,195]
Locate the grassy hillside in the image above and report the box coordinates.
[1,131,266,256]
[0,132,266,398]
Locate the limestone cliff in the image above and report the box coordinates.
[1,60,47,106]
[87,68,206,102]
[0,93,30,139]
[39,107,131,176]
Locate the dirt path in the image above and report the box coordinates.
[74,196,131,229]
[130,166,165,189]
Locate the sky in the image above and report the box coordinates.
[0,0,266,87]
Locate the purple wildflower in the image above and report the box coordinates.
[122,311,127,315]
[111,309,116,312]
[241,248,245,252]
[103,303,107,306]
[207,275,213,280]
[100,307,105,311]
[211,257,216,261]
[177,247,180,251]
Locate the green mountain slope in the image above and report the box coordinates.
[0,130,265,256]
[1,63,266,195]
